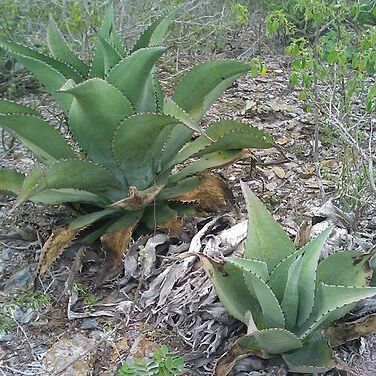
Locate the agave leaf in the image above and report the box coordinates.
[282,336,336,373]
[296,227,332,327]
[241,182,295,270]
[68,208,120,230]
[97,37,122,76]
[170,120,271,167]
[107,47,167,112]
[156,176,200,201]
[142,203,178,232]
[172,60,251,122]
[0,99,38,115]
[90,6,124,77]
[60,78,133,176]
[14,167,46,207]
[0,39,82,82]
[281,255,303,330]
[267,249,303,302]
[7,55,73,113]
[200,256,264,326]
[299,282,376,338]
[153,71,164,111]
[227,258,269,281]
[47,17,89,77]
[31,188,109,206]
[174,174,233,211]
[113,114,180,190]
[0,114,75,164]
[236,264,285,328]
[240,329,302,354]
[0,169,25,195]
[163,97,200,133]
[131,9,175,52]
[170,150,250,183]
[37,226,79,275]
[317,250,373,287]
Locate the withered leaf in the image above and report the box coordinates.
[37,226,79,275]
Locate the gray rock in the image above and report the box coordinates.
[1,247,13,261]
[81,318,99,330]
[0,332,13,342]
[3,264,36,293]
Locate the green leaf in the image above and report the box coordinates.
[107,47,166,112]
[156,176,200,201]
[296,227,332,327]
[172,60,251,122]
[240,329,302,354]
[131,10,175,52]
[282,336,336,373]
[241,267,285,328]
[281,255,303,330]
[169,150,243,183]
[317,250,373,287]
[0,114,75,164]
[113,114,181,190]
[68,208,119,230]
[170,120,272,167]
[0,99,38,115]
[90,6,124,77]
[15,167,46,207]
[227,258,269,281]
[47,17,88,77]
[105,210,143,233]
[60,78,133,176]
[241,182,295,270]
[0,39,83,82]
[200,257,264,326]
[0,169,25,195]
[299,283,376,338]
[142,203,177,231]
[97,37,122,76]
[31,188,109,206]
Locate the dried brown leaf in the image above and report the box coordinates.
[294,219,312,248]
[176,174,233,211]
[37,226,79,276]
[96,221,138,285]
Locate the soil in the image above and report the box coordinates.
[0,47,375,376]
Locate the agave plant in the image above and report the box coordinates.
[201,182,376,374]
[0,9,272,279]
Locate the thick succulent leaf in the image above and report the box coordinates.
[142,203,177,231]
[153,72,164,110]
[227,258,269,281]
[0,99,38,115]
[169,150,247,183]
[15,167,46,206]
[0,169,25,195]
[60,78,133,176]
[281,255,303,330]
[107,47,166,112]
[240,266,285,328]
[267,249,303,302]
[68,208,120,230]
[131,10,175,52]
[0,39,82,82]
[170,120,271,167]
[31,188,109,206]
[97,37,122,76]
[156,176,200,201]
[163,97,200,133]
[6,55,73,113]
[299,282,376,338]
[241,182,295,270]
[47,17,88,77]
[297,227,332,327]
[240,329,302,354]
[0,114,75,164]
[90,7,124,77]
[200,256,264,327]
[172,60,251,121]
[317,250,373,287]
[282,336,336,373]
[113,114,180,189]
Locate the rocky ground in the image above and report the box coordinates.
[0,51,375,376]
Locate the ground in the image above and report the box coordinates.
[0,51,375,376]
